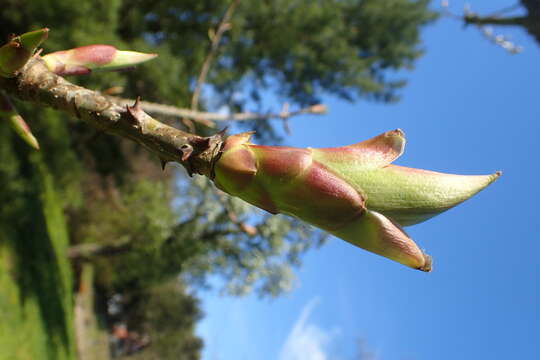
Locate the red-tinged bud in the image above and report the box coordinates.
[213,130,500,271]
[0,28,48,78]
[0,93,39,149]
[42,45,157,75]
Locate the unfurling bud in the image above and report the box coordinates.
[42,45,157,75]
[0,93,39,149]
[213,130,500,271]
[0,28,49,78]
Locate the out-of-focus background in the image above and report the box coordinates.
[1,1,538,359]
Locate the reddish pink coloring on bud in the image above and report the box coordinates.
[71,45,117,65]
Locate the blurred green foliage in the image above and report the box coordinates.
[0,143,76,360]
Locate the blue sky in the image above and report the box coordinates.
[197,2,540,359]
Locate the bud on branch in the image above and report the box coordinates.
[214,130,501,271]
[42,45,157,76]
[0,28,49,78]
[0,92,39,149]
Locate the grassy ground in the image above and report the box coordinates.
[0,153,76,360]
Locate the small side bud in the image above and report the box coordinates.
[0,28,48,77]
[0,93,39,149]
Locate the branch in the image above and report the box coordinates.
[464,14,528,27]
[0,57,223,177]
[440,2,525,54]
[441,1,527,26]
[191,0,241,110]
[109,96,326,125]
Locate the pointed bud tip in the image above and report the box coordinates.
[110,50,158,69]
[30,140,40,150]
[487,170,502,184]
[11,116,40,150]
[417,253,432,272]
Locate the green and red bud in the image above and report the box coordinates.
[41,45,157,75]
[0,93,39,149]
[213,130,500,271]
[0,28,49,78]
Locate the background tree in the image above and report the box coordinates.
[443,1,540,52]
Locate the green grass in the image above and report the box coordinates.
[0,152,76,360]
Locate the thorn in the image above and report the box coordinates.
[126,96,144,127]
[186,165,194,177]
[160,158,168,171]
[211,127,229,142]
[218,126,229,137]
[132,96,142,111]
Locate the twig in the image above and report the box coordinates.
[109,96,327,125]
[463,14,527,27]
[191,0,241,111]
